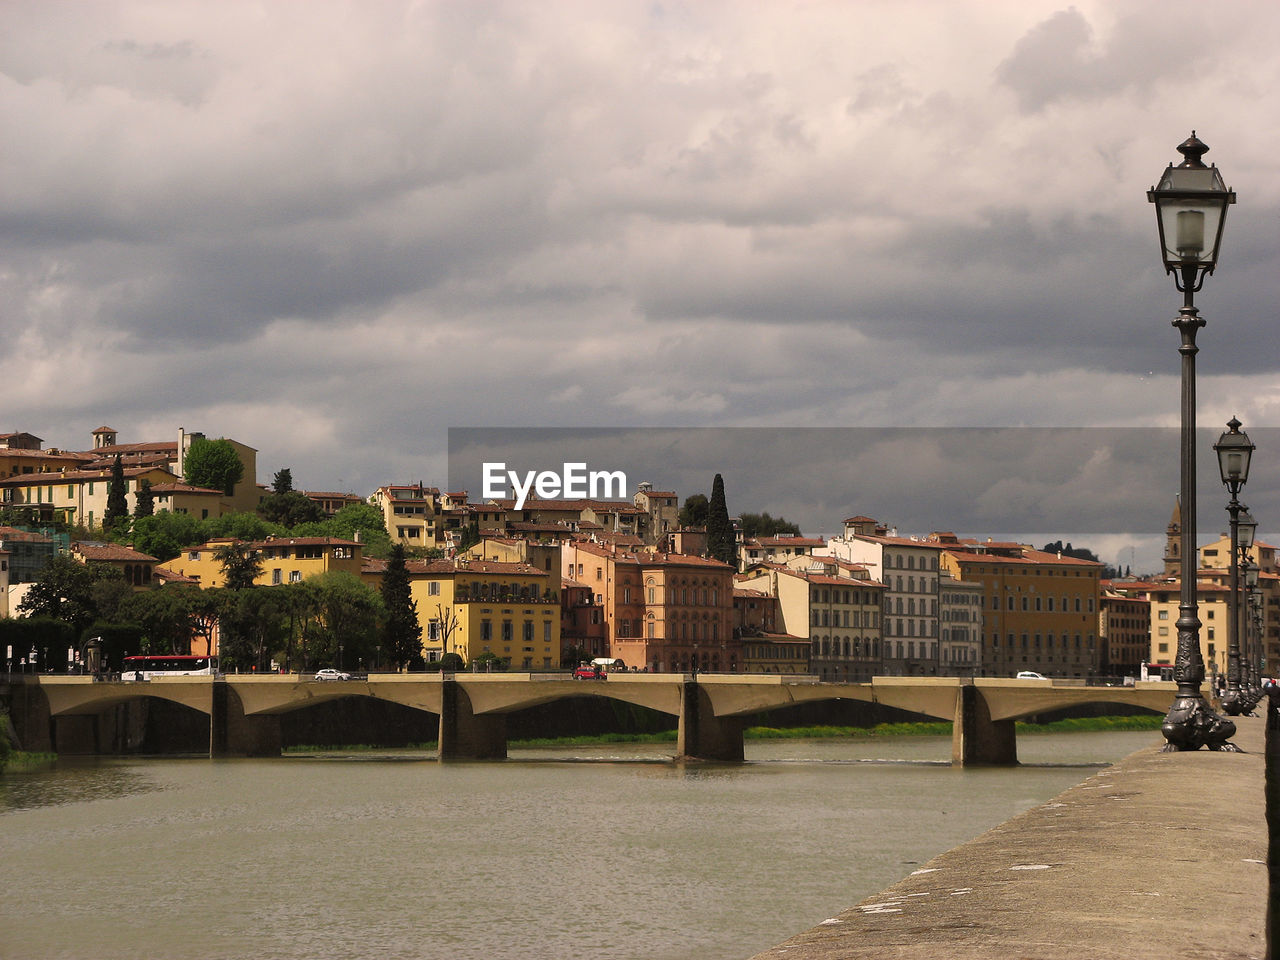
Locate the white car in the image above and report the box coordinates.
[314,668,351,681]
[1015,670,1047,680]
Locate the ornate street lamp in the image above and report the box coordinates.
[1213,419,1254,714]
[1148,133,1238,751]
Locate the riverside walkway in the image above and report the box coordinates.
[748,713,1269,960]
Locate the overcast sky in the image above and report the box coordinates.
[3,1,1278,570]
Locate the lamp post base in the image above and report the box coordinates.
[1162,695,1241,752]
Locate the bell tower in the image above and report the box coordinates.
[1162,496,1181,577]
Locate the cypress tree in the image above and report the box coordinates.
[381,543,423,671]
[104,454,129,531]
[134,478,155,518]
[706,473,735,566]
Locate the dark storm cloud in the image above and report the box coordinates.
[1,0,1277,563]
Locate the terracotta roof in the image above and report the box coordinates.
[746,536,825,548]
[250,536,360,549]
[151,482,222,495]
[73,542,158,563]
[408,559,546,576]
[153,566,198,584]
[0,464,176,486]
[944,547,1103,568]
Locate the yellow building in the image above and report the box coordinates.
[371,484,443,550]
[0,426,260,526]
[407,558,560,668]
[0,465,178,529]
[1111,577,1230,680]
[940,541,1103,679]
[163,536,363,588]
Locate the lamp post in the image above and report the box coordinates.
[1236,509,1257,705]
[1214,419,1254,714]
[1148,132,1238,751]
[1244,565,1261,706]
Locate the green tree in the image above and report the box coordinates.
[17,556,124,635]
[293,502,392,559]
[206,511,283,543]
[104,454,129,532]
[219,587,288,673]
[706,474,735,566]
[183,437,244,497]
[134,478,155,518]
[679,493,709,529]
[271,468,294,496]
[259,467,324,527]
[215,542,264,590]
[122,588,196,656]
[129,511,206,563]
[738,512,802,539]
[455,518,481,553]
[380,544,422,671]
[298,572,384,670]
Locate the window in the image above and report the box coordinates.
[429,581,441,596]
[272,568,282,585]
[481,620,492,642]
[502,621,513,643]
[289,570,301,583]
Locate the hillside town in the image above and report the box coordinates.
[2,425,1276,684]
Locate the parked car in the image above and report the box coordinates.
[315,668,351,681]
[1015,671,1047,680]
[573,665,603,680]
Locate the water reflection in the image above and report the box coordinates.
[0,760,163,814]
[1,731,1160,960]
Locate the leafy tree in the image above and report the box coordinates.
[219,587,289,673]
[121,588,195,656]
[103,454,129,532]
[128,511,206,563]
[206,511,283,543]
[215,542,264,590]
[260,490,324,528]
[293,502,392,559]
[297,572,384,670]
[472,651,510,671]
[424,651,464,673]
[18,556,125,634]
[380,544,422,671]
[134,478,155,518]
[259,467,324,527]
[706,474,735,566]
[679,493,709,529]
[183,437,244,497]
[738,512,802,539]
[89,578,135,624]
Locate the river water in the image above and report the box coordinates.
[1,730,1157,960]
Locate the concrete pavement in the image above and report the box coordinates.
[749,715,1269,960]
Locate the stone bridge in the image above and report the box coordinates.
[4,674,1174,765]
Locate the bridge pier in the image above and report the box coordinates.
[211,681,282,757]
[952,684,1017,766]
[677,679,745,761]
[7,680,52,753]
[438,679,507,760]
